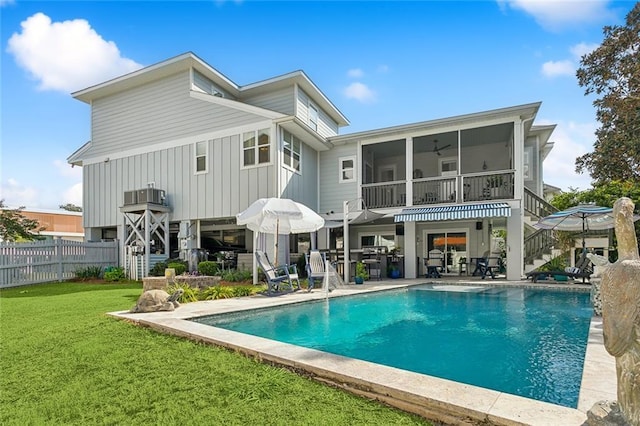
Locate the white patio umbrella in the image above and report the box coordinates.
[534,203,639,249]
[236,198,325,264]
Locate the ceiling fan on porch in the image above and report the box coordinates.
[432,139,451,156]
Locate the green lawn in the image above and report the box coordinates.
[0,282,430,425]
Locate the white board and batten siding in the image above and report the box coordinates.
[318,144,359,214]
[242,86,296,116]
[280,143,319,210]
[83,130,276,228]
[192,70,235,100]
[296,89,339,138]
[88,71,266,159]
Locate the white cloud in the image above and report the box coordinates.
[570,42,599,60]
[541,60,575,78]
[0,178,38,208]
[541,42,600,79]
[7,12,142,93]
[53,159,82,179]
[63,182,83,207]
[540,119,597,191]
[377,64,389,73]
[1,0,16,7]
[0,158,83,209]
[343,82,376,104]
[498,0,615,31]
[347,68,364,78]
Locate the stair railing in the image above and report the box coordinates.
[524,228,557,265]
[523,187,557,220]
[523,188,559,265]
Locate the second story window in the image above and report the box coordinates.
[195,141,207,173]
[243,129,270,167]
[339,156,356,183]
[283,130,301,172]
[309,103,318,131]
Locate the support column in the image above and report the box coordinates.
[404,221,417,278]
[506,206,524,280]
[144,210,151,277]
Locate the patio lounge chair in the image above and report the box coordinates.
[305,250,328,292]
[255,250,301,294]
[525,250,593,283]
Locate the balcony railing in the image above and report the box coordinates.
[362,171,515,209]
[412,177,457,205]
[461,172,514,202]
[361,180,406,208]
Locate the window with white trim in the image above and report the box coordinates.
[195,141,208,173]
[308,103,318,131]
[282,130,301,172]
[243,128,270,166]
[339,156,356,183]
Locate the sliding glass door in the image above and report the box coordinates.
[425,230,468,274]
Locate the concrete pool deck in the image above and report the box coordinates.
[110,279,616,426]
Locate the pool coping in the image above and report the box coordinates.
[110,281,616,426]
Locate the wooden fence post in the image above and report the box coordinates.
[56,237,63,282]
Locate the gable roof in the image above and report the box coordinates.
[72,52,239,103]
[72,52,349,127]
[241,70,349,127]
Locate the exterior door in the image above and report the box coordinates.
[425,230,468,274]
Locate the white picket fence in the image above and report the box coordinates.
[0,239,119,288]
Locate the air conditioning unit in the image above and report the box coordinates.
[137,188,165,205]
[124,190,137,205]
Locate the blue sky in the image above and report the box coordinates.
[1,0,635,210]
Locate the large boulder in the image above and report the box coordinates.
[130,288,183,313]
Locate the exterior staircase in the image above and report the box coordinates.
[522,188,559,273]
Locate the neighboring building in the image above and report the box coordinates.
[68,52,557,280]
[18,209,84,242]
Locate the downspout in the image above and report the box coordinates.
[275,125,281,197]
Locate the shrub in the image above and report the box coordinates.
[201,285,235,300]
[149,260,168,276]
[355,262,369,280]
[198,261,220,276]
[104,267,126,282]
[231,285,261,297]
[167,282,199,303]
[167,262,187,276]
[74,265,103,280]
[221,269,252,283]
[540,254,568,272]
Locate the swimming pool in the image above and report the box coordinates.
[192,285,592,408]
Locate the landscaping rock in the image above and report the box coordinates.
[586,401,630,426]
[130,288,183,313]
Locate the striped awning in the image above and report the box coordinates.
[394,203,511,222]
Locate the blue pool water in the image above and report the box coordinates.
[192,285,592,408]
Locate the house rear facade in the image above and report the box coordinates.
[68,52,557,280]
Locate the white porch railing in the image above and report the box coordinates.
[362,171,515,209]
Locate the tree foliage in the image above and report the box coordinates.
[575,3,640,184]
[0,200,44,242]
[550,181,640,211]
[59,203,82,212]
